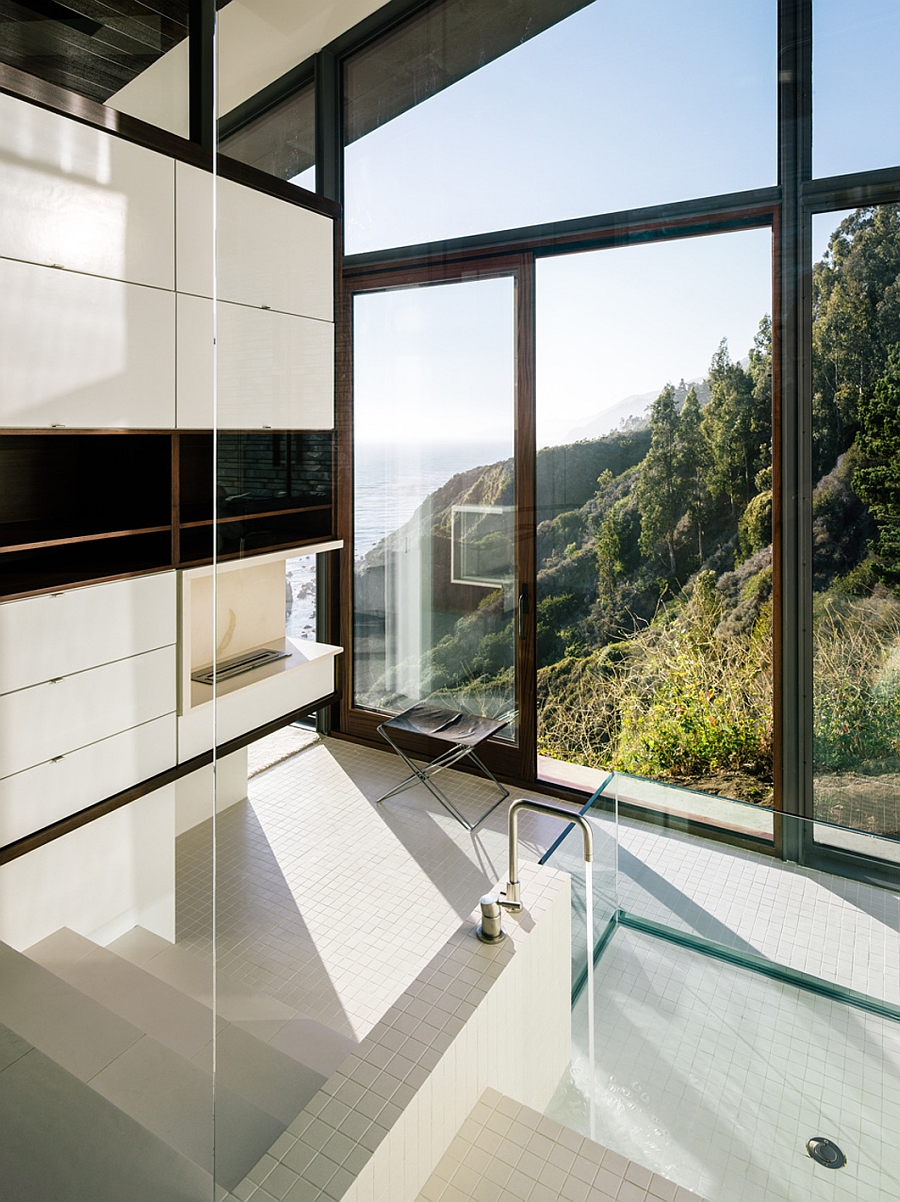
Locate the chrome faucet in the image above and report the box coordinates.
[503,797,594,911]
[475,797,594,943]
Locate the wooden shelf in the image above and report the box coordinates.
[180,504,331,530]
[0,525,172,555]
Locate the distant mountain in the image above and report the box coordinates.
[563,377,711,443]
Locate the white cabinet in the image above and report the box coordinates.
[0,91,174,290]
[0,645,176,779]
[0,573,176,695]
[0,716,176,846]
[175,162,333,320]
[176,293,334,429]
[0,258,175,428]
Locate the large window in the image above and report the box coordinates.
[343,0,776,254]
[810,205,900,845]
[352,275,517,725]
[535,230,774,817]
[812,0,900,179]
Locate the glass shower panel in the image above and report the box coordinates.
[0,25,215,1202]
[353,276,517,725]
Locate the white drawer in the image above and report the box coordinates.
[0,91,174,290]
[0,714,175,846]
[175,162,333,319]
[0,645,176,778]
[0,573,177,695]
[0,258,176,428]
[176,293,333,429]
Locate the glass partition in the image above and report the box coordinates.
[220,79,316,191]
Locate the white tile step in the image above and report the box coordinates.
[27,927,329,1125]
[0,1020,214,1202]
[0,937,282,1191]
[107,925,357,1078]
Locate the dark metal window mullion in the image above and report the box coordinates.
[777,0,813,855]
[188,0,216,150]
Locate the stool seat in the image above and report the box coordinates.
[375,703,510,830]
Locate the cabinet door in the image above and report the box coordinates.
[0,715,176,845]
[176,294,333,429]
[0,259,175,428]
[0,92,174,290]
[0,645,176,779]
[175,163,333,319]
[0,573,176,695]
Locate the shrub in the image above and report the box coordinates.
[813,594,900,770]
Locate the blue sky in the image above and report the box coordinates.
[333,1,898,450]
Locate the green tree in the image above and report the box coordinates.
[702,339,765,511]
[596,505,622,605]
[677,385,710,562]
[813,205,900,482]
[853,348,900,592]
[636,384,684,575]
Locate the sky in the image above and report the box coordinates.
[328,0,899,450]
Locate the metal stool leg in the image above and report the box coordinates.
[375,723,509,831]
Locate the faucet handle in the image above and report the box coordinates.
[475,894,506,943]
[499,881,522,912]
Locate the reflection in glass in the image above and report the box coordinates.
[353,276,516,721]
[220,81,316,189]
[812,205,900,841]
[535,229,774,821]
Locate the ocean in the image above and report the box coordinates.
[353,440,511,557]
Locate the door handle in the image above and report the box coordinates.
[518,585,529,640]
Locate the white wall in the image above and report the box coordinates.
[108,0,388,135]
[175,748,248,836]
[0,785,176,951]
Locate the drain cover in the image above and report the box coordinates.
[807,1137,846,1169]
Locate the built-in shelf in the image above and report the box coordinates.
[177,547,342,760]
[0,429,335,599]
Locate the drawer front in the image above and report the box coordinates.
[0,573,177,695]
[0,259,176,428]
[0,714,176,846]
[0,645,177,778]
[176,294,333,429]
[175,163,333,319]
[0,92,174,290]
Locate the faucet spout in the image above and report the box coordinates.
[503,797,593,912]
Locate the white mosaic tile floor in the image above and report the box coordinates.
[177,736,565,1041]
[547,927,900,1202]
[607,816,900,1004]
[174,733,900,1200]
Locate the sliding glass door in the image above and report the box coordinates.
[345,262,535,781]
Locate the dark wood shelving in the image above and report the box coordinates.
[0,429,336,599]
[0,525,173,555]
[180,504,331,529]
